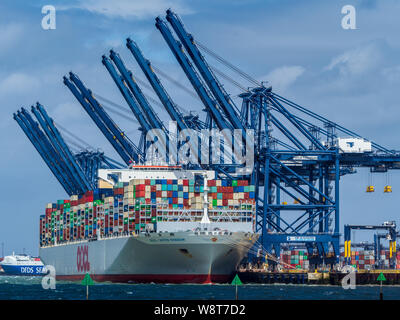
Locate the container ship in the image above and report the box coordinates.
[0,253,45,276]
[39,166,259,283]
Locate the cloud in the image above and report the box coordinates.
[59,0,193,19]
[324,41,384,76]
[262,66,305,92]
[52,101,86,122]
[0,73,40,96]
[0,23,24,54]
[381,65,400,83]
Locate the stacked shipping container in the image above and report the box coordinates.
[280,250,310,269]
[40,179,256,247]
[339,250,400,269]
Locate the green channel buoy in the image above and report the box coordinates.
[81,273,94,300]
[377,272,386,300]
[377,272,386,282]
[231,274,243,300]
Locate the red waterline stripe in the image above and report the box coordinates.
[57,274,231,284]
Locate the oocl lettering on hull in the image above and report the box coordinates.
[76,245,90,272]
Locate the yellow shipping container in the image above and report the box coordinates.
[98,178,113,189]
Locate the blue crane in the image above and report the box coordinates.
[165,9,245,132]
[102,55,153,134]
[31,103,92,193]
[155,17,231,131]
[14,110,75,195]
[126,38,188,132]
[102,54,168,162]
[64,72,142,165]
[74,150,121,188]
[374,233,391,269]
[108,50,166,133]
[16,106,123,195]
[19,107,84,195]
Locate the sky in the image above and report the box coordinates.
[1,0,400,255]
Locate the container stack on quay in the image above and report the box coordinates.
[39,179,256,247]
[338,250,400,270]
[280,250,310,269]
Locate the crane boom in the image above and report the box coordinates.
[109,50,166,133]
[102,55,153,134]
[14,111,74,195]
[32,103,92,193]
[65,72,142,164]
[166,9,244,131]
[126,38,188,132]
[155,17,231,131]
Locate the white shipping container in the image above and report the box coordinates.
[336,138,372,153]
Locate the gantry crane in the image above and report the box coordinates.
[344,222,397,268]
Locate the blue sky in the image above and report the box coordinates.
[1,0,400,255]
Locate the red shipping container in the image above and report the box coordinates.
[151,186,156,192]
[183,199,189,206]
[237,180,248,186]
[167,180,173,185]
[145,199,151,204]
[167,191,173,198]
[136,191,145,198]
[136,184,145,191]
[223,199,228,206]
[208,180,216,187]
[156,191,162,197]
[145,179,151,185]
[173,198,178,204]
[183,180,189,186]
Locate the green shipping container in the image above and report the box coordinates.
[232,180,238,187]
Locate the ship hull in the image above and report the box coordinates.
[40,231,257,283]
[1,265,45,276]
